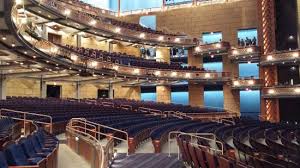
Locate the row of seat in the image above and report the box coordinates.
[0,128,58,168]
[62,44,205,71]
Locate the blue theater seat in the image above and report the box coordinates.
[0,152,8,168]
[4,143,43,166]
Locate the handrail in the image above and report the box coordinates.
[0,108,53,134]
[168,131,224,159]
[66,123,105,168]
[68,118,129,155]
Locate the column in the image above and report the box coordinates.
[76,35,81,48]
[41,24,48,40]
[296,0,300,48]
[223,54,238,78]
[76,81,80,100]
[258,0,279,122]
[188,48,203,68]
[108,83,114,99]
[156,47,170,64]
[0,74,6,100]
[188,82,204,107]
[40,77,46,98]
[223,85,240,114]
[156,85,171,103]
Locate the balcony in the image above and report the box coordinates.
[262,85,300,98]
[231,78,262,90]
[193,42,230,56]
[260,49,300,66]
[228,46,261,63]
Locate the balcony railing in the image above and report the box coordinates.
[231,78,262,90]
[193,41,230,56]
[260,49,300,66]
[262,85,300,98]
[30,0,196,47]
[228,46,261,63]
[19,25,231,82]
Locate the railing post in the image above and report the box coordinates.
[23,113,26,136]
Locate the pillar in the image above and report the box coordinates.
[188,83,204,107]
[258,0,279,122]
[223,85,240,114]
[296,0,300,48]
[188,48,203,68]
[108,83,114,99]
[76,35,81,48]
[0,74,6,100]
[40,77,46,98]
[76,81,80,99]
[156,85,171,103]
[156,47,170,63]
[41,24,48,40]
[223,54,239,78]
[108,42,113,53]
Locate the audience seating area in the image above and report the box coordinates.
[57,0,180,37]
[61,44,205,71]
[0,123,58,168]
[178,118,300,168]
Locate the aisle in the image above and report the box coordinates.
[57,144,90,168]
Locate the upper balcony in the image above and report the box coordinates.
[262,85,300,98]
[22,0,197,48]
[231,77,262,90]
[193,42,230,57]
[228,46,261,63]
[260,49,300,66]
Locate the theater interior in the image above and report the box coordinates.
[0,0,300,167]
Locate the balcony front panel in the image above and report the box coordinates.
[260,49,300,66]
[193,42,230,56]
[231,78,262,90]
[24,0,196,47]
[228,46,261,63]
[262,85,300,98]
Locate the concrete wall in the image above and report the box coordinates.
[113,84,141,100]
[120,0,258,46]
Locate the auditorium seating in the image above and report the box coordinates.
[57,0,180,37]
[61,44,205,71]
[175,117,300,168]
[1,128,58,168]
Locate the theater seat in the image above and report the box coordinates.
[4,143,44,166]
[0,151,8,168]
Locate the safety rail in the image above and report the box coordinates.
[0,108,53,134]
[68,118,129,155]
[120,104,133,111]
[138,107,165,116]
[168,131,224,159]
[66,122,106,168]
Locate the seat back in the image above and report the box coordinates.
[4,144,29,166]
[204,150,217,168]
[182,140,193,165]
[176,137,187,161]
[187,143,200,168]
[217,156,231,168]
[20,139,37,158]
[0,151,8,168]
[195,146,208,168]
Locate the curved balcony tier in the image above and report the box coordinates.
[21,0,197,48]
[262,85,300,98]
[1,0,232,84]
[193,41,230,56]
[231,78,262,90]
[228,46,261,63]
[260,49,300,66]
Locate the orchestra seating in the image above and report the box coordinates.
[61,44,205,71]
[0,127,58,168]
[177,118,300,168]
[86,98,224,113]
